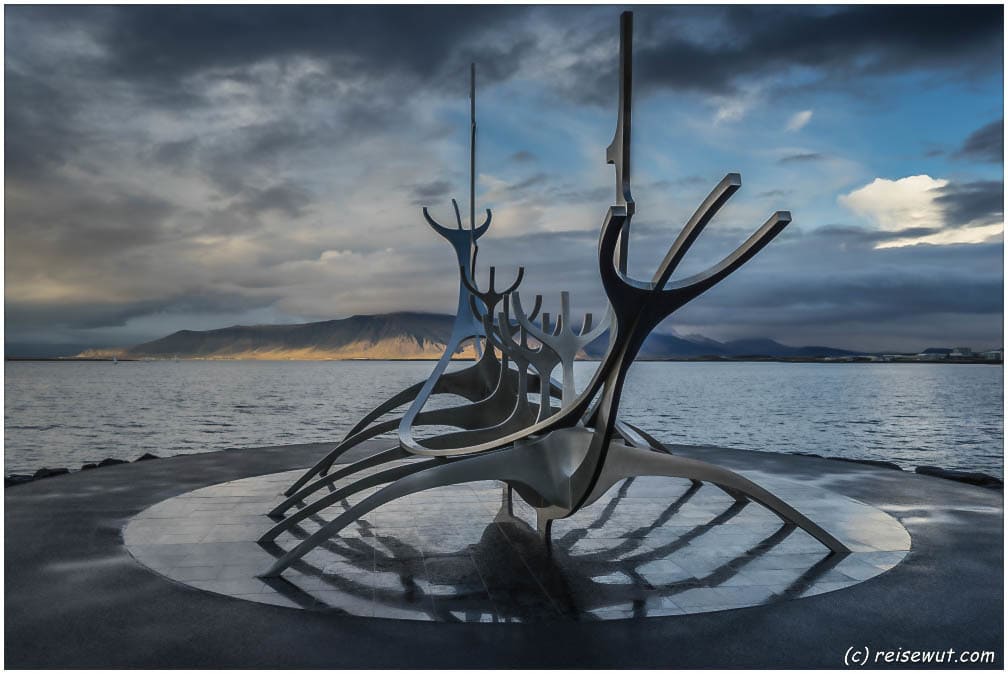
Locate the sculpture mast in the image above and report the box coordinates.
[606,11,634,273]
[469,63,483,358]
[470,62,477,234]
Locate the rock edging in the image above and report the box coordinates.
[915,465,1003,489]
[790,451,1002,490]
[5,453,161,487]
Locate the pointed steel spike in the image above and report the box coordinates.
[560,291,572,333]
[529,294,543,322]
[504,267,525,294]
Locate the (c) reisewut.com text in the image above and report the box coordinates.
[844,646,997,666]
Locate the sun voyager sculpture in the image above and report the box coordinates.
[258,11,849,579]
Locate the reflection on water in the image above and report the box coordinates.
[125,469,910,622]
[6,360,1003,475]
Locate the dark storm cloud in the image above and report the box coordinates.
[932,180,1004,226]
[177,120,334,197]
[551,185,614,204]
[810,225,943,246]
[706,265,1002,319]
[7,4,999,183]
[503,173,551,195]
[55,5,525,93]
[563,4,1003,103]
[4,5,535,196]
[6,185,179,253]
[216,122,317,169]
[4,69,87,182]
[778,153,826,165]
[409,179,454,205]
[151,138,199,169]
[655,226,1003,350]
[4,5,1003,351]
[955,119,1003,163]
[10,5,999,112]
[233,183,313,219]
[6,290,279,331]
[466,218,1003,351]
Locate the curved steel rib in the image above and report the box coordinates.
[581,441,848,553]
[298,346,500,487]
[274,365,511,515]
[398,265,527,455]
[415,305,542,451]
[498,307,562,422]
[281,198,494,497]
[260,431,846,577]
[651,173,741,289]
[260,458,443,545]
[282,343,563,508]
[283,336,494,497]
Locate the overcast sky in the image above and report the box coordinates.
[5,5,1004,353]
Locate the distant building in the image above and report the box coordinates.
[950,346,973,358]
[981,349,1003,362]
[917,347,952,360]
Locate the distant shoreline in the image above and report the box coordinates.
[6,356,1003,365]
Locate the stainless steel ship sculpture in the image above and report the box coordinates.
[260,12,849,578]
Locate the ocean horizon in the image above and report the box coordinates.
[5,359,1002,477]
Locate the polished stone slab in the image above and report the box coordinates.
[124,459,910,622]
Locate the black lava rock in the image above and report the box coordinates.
[80,463,98,471]
[915,466,1003,489]
[833,457,903,471]
[5,474,34,487]
[791,452,901,470]
[134,453,160,462]
[32,467,70,480]
[97,458,128,467]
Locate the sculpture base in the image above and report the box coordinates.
[124,458,909,621]
[6,441,1002,667]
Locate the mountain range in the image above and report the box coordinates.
[75,312,860,360]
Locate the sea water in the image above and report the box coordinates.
[4,360,1003,476]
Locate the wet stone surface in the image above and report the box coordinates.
[124,465,911,622]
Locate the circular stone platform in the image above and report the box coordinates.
[124,463,910,621]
